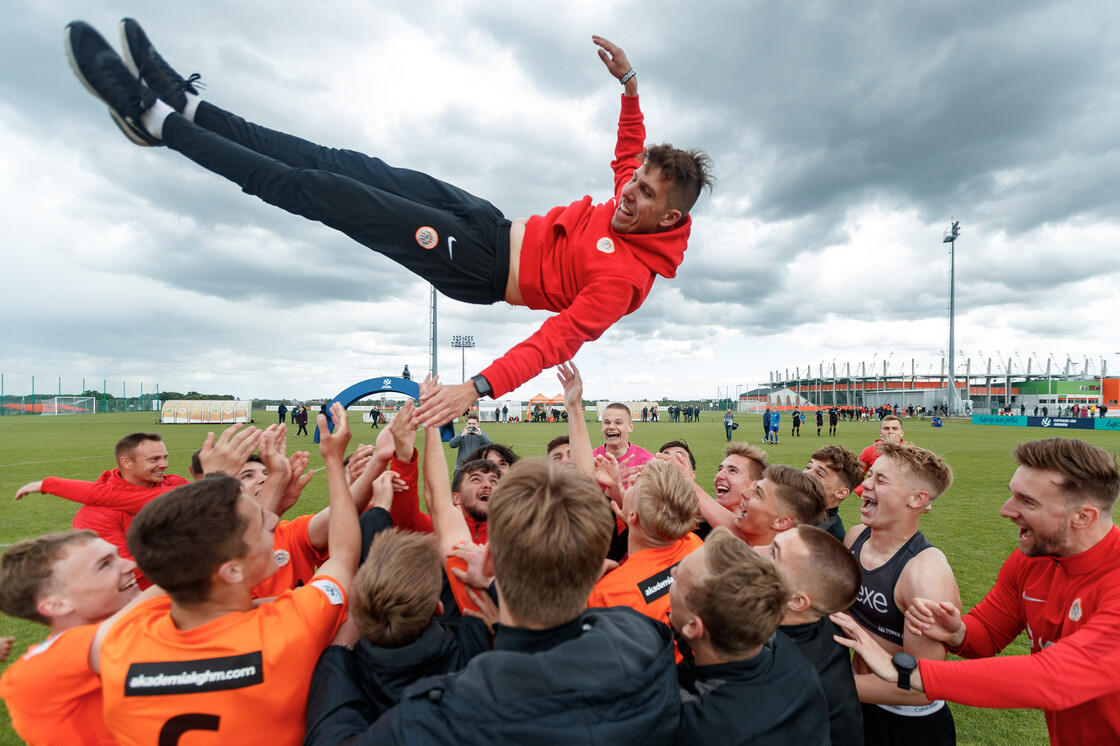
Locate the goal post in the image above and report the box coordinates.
[40,396,96,415]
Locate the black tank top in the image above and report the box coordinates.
[848,529,933,645]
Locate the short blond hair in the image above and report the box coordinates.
[764,465,827,526]
[687,527,788,656]
[878,442,953,500]
[724,442,768,480]
[632,459,699,541]
[348,529,442,647]
[489,459,612,627]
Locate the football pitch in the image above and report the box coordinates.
[3,409,1115,744]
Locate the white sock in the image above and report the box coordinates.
[182,91,201,122]
[140,99,175,139]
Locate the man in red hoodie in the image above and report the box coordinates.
[14,426,262,588]
[14,433,187,588]
[66,21,713,425]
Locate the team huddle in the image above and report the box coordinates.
[8,15,1117,746]
[3,365,1119,746]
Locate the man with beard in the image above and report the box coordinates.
[836,438,1120,746]
[389,400,499,545]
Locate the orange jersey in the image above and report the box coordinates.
[99,576,346,746]
[251,514,329,599]
[0,624,115,746]
[587,533,704,627]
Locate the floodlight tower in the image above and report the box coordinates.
[451,335,475,384]
[943,221,962,415]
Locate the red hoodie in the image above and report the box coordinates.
[479,95,691,398]
[920,526,1120,745]
[42,469,188,587]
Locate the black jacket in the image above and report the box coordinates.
[675,632,829,746]
[330,607,679,746]
[780,619,863,746]
[305,617,490,746]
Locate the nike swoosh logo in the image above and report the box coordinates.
[1022,591,1047,602]
[447,236,456,260]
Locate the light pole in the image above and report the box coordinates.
[451,335,475,384]
[943,221,962,415]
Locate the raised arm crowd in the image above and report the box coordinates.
[3,362,1118,746]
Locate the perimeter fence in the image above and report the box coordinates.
[2,374,171,415]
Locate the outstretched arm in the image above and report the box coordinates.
[420,377,474,560]
[558,362,594,478]
[313,404,360,589]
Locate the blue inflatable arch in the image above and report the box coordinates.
[313,376,456,443]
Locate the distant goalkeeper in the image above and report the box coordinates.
[65,19,713,425]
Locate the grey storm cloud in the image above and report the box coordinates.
[3,0,1118,399]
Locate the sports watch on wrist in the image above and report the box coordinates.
[471,374,493,398]
[892,652,917,690]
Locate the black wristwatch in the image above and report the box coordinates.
[471,374,493,398]
[892,652,917,690]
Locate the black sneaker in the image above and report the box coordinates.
[65,21,160,146]
[120,18,201,113]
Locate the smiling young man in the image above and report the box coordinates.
[0,531,141,746]
[735,465,828,548]
[66,21,712,426]
[691,443,767,541]
[95,404,359,744]
[838,438,1120,746]
[806,445,864,541]
[594,403,655,468]
[14,432,193,588]
[843,442,960,746]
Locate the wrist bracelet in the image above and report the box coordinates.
[619,68,636,85]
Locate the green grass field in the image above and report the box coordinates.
[2,409,1114,744]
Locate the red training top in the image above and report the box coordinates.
[388,453,488,544]
[479,95,692,397]
[920,525,1120,745]
[43,469,189,587]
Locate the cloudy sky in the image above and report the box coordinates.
[2,0,1118,403]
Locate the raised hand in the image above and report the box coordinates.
[592,35,632,81]
[557,361,584,411]
[199,423,260,476]
[318,402,351,465]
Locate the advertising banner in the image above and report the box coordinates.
[971,415,1026,427]
[161,400,253,424]
[971,415,1100,430]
